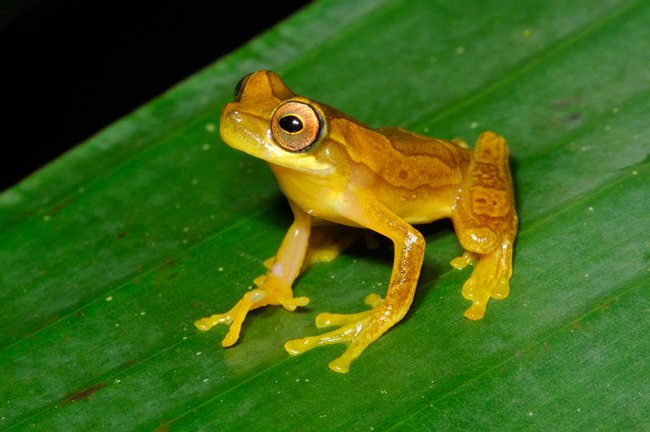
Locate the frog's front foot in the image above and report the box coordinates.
[195,275,309,347]
[451,246,511,320]
[284,293,385,373]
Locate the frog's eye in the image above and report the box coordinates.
[271,101,322,152]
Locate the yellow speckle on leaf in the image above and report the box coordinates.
[106,296,113,301]
[522,28,533,38]
[455,46,465,55]
[205,123,216,133]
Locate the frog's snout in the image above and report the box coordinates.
[221,102,242,127]
[219,103,242,147]
[221,102,250,141]
[219,102,269,159]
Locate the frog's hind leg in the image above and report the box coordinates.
[450,131,518,320]
[301,224,360,270]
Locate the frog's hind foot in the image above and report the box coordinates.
[284,294,384,373]
[453,243,513,320]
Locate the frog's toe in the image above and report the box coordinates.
[194,309,244,347]
[328,356,352,374]
[253,274,266,288]
[284,322,359,355]
[460,256,511,320]
[363,293,384,307]
[450,251,478,270]
[221,319,244,347]
[463,298,487,320]
[194,292,256,346]
[315,294,383,328]
[286,330,365,373]
[315,311,370,328]
[194,311,231,331]
[279,295,310,311]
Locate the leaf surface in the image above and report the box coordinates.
[1,0,649,430]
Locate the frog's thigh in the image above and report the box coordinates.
[453,132,512,244]
[451,131,517,319]
[302,225,360,270]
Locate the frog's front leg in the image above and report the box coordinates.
[285,193,425,373]
[450,131,518,320]
[195,201,313,347]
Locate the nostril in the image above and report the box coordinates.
[233,73,252,102]
[221,104,243,124]
[231,110,243,123]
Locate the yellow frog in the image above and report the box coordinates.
[195,70,518,373]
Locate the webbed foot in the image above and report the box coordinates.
[284,294,385,373]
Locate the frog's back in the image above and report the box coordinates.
[377,126,469,159]
[340,124,471,191]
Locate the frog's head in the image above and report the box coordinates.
[220,70,333,174]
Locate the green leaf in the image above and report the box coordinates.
[2,0,649,430]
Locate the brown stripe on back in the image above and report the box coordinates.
[331,120,469,190]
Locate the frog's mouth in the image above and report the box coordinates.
[220,103,333,175]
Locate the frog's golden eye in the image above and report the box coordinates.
[271,101,322,152]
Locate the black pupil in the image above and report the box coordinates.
[279,115,303,133]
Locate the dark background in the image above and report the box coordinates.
[0,0,310,191]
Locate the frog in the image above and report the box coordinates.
[195,70,518,373]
